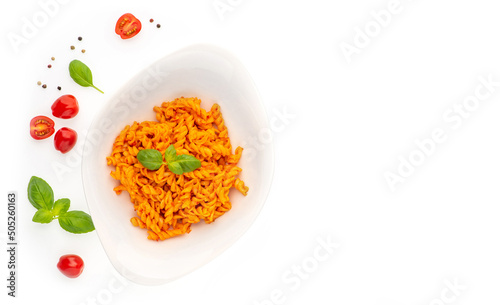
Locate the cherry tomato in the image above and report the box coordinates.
[54,127,78,154]
[115,13,142,39]
[57,254,84,278]
[51,95,79,119]
[30,116,55,140]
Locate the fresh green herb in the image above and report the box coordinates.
[164,144,177,162]
[168,154,201,175]
[137,149,163,170]
[52,198,70,215]
[27,176,95,234]
[137,145,201,175]
[28,176,54,210]
[58,211,95,234]
[32,209,53,224]
[68,59,103,93]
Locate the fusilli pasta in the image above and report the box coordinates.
[106,97,248,241]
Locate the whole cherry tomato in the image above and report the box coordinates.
[51,95,79,119]
[57,254,84,278]
[30,115,55,140]
[115,13,142,39]
[54,127,78,154]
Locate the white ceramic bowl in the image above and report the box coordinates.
[81,44,274,285]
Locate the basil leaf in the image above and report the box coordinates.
[52,198,70,215]
[169,154,201,175]
[58,211,95,234]
[69,59,104,94]
[137,149,164,170]
[32,209,54,224]
[27,176,54,210]
[138,146,201,174]
[164,144,177,163]
[167,162,184,175]
[175,155,201,173]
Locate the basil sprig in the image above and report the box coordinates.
[137,145,201,175]
[27,176,95,234]
[69,59,104,93]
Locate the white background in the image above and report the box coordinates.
[2,0,500,304]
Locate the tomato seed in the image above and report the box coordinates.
[37,81,42,86]
[81,49,86,53]
[51,57,55,61]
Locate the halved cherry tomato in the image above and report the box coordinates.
[57,254,84,278]
[30,116,55,140]
[51,95,79,119]
[115,13,142,39]
[54,127,78,154]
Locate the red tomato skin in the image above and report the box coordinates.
[57,254,84,278]
[30,115,55,140]
[115,13,142,39]
[51,95,79,119]
[54,127,78,154]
